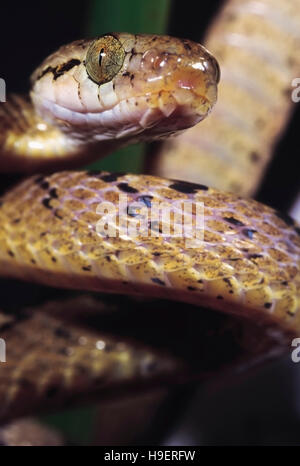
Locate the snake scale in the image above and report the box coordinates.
[0,0,299,436]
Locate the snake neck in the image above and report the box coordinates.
[0,94,130,173]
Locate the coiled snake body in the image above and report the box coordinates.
[0,0,300,430]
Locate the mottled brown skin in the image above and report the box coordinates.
[0,172,299,331]
[0,296,181,424]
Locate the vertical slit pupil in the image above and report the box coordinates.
[99,48,105,66]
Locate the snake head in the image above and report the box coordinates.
[30,33,220,144]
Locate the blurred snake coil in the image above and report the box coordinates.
[0,0,299,427]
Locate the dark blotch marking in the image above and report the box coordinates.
[217,295,224,300]
[224,216,245,227]
[242,229,257,239]
[169,180,208,194]
[49,188,58,199]
[54,327,71,339]
[37,59,81,81]
[282,281,288,286]
[118,183,139,194]
[250,151,261,163]
[53,59,81,80]
[153,252,160,257]
[137,195,153,208]
[295,226,300,237]
[122,71,130,77]
[105,256,111,262]
[264,302,272,309]
[151,278,166,286]
[40,181,49,190]
[86,169,103,176]
[7,250,14,257]
[249,254,263,259]
[101,172,122,182]
[42,198,52,209]
[223,278,232,287]
[187,286,196,291]
[82,266,92,271]
[183,42,192,51]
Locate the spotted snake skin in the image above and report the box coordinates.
[0,2,299,430]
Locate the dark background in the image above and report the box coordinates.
[0,0,300,445]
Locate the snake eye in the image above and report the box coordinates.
[86,35,125,85]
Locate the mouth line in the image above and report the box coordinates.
[36,86,213,123]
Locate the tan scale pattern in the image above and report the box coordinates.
[0,171,299,341]
[0,296,180,424]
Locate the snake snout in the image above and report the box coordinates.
[136,39,219,131]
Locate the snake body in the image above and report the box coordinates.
[0,171,299,333]
[0,8,299,429]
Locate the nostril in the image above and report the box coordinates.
[153,53,169,71]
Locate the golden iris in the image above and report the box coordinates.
[86,35,125,85]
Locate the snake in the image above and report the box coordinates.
[0,0,299,440]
